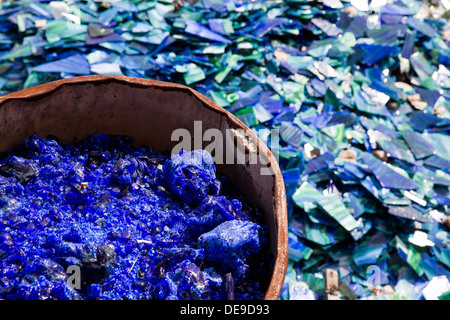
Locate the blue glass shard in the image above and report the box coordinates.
[255,18,285,37]
[120,55,154,70]
[112,1,138,13]
[327,110,356,126]
[132,22,153,33]
[300,112,332,129]
[364,68,401,99]
[344,15,367,38]
[99,41,126,54]
[388,206,430,223]
[343,162,367,180]
[380,3,415,15]
[408,111,443,132]
[432,247,450,269]
[229,95,259,113]
[366,24,406,46]
[275,44,303,56]
[401,129,435,159]
[416,88,441,107]
[310,78,326,96]
[31,54,90,75]
[353,87,391,117]
[98,7,119,26]
[381,14,405,25]
[311,18,341,37]
[407,17,437,38]
[350,219,372,241]
[128,42,149,54]
[134,31,170,45]
[282,168,301,185]
[348,193,366,218]
[86,33,123,45]
[378,139,416,164]
[185,20,232,44]
[358,44,397,65]
[149,35,176,56]
[224,273,234,300]
[304,152,335,175]
[253,103,273,123]
[279,122,303,148]
[353,232,386,266]
[423,155,450,172]
[208,19,228,35]
[304,221,336,246]
[410,52,435,81]
[421,254,450,281]
[289,233,312,261]
[401,29,417,59]
[29,3,53,19]
[90,63,123,75]
[434,188,450,206]
[360,152,419,190]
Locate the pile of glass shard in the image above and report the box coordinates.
[0,0,448,300]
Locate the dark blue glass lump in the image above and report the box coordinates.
[0,133,271,300]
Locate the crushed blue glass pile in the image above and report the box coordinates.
[0,0,449,300]
[0,134,270,300]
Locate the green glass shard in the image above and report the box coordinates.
[395,236,423,276]
[317,195,359,231]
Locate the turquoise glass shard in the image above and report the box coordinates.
[292,181,323,208]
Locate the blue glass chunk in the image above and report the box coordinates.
[185,196,248,236]
[163,150,220,206]
[198,220,265,273]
